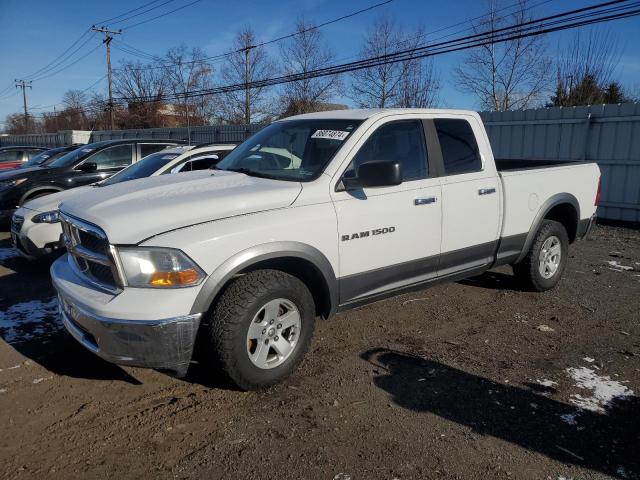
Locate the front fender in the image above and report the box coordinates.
[189,241,339,317]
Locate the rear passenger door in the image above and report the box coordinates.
[332,117,442,304]
[434,117,501,276]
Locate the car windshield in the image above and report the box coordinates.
[216,119,362,181]
[22,149,65,168]
[47,142,110,168]
[100,151,182,186]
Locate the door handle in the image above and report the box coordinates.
[478,188,496,195]
[414,197,437,205]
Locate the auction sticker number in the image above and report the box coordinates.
[311,130,350,141]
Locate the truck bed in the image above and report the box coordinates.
[495,158,589,172]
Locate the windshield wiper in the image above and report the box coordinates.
[223,167,280,180]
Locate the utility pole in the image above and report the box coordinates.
[92,25,121,131]
[243,46,254,125]
[14,79,32,133]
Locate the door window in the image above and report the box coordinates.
[0,150,21,162]
[434,119,481,175]
[346,120,428,181]
[84,144,133,170]
[140,143,173,159]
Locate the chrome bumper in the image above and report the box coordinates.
[56,291,201,377]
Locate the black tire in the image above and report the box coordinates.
[207,269,316,391]
[512,219,569,292]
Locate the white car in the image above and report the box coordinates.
[50,109,600,390]
[11,143,235,259]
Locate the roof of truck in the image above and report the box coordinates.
[280,108,478,121]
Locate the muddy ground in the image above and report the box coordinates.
[0,225,638,480]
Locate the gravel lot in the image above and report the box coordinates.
[0,225,638,480]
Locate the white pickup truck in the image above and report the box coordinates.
[51,109,600,390]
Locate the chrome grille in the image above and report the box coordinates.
[11,214,24,234]
[60,213,120,292]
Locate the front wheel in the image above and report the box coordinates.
[207,269,316,390]
[512,219,569,292]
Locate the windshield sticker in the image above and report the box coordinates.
[311,130,350,141]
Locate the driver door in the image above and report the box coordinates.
[331,118,442,304]
[72,144,134,187]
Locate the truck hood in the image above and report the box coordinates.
[22,185,93,212]
[59,170,302,244]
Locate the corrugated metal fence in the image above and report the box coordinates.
[480,103,640,223]
[0,124,262,148]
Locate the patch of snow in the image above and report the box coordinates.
[536,324,555,332]
[560,413,578,425]
[0,388,6,393]
[0,364,21,372]
[0,297,61,344]
[583,357,595,363]
[607,260,634,271]
[0,247,19,263]
[566,366,634,413]
[537,379,558,387]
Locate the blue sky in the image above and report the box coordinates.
[0,0,639,123]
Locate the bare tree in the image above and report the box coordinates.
[279,18,341,116]
[163,45,216,126]
[113,60,168,128]
[455,0,550,111]
[550,29,626,106]
[349,17,439,108]
[219,27,276,124]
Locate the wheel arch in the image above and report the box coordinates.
[190,242,339,320]
[515,193,580,264]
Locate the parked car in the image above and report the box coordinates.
[11,143,236,259]
[0,139,183,222]
[0,146,47,170]
[51,109,600,390]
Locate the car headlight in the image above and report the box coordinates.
[116,247,205,288]
[32,210,60,224]
[0,178,27,189]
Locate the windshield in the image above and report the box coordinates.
[216,119,362,181]
[48,145,100,168]
[22,149,66,168]
[100,151,182,186]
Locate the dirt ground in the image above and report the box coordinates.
[0,225,638,480]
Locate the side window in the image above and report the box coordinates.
[0,151,21,162]
[188,156,219,171]
[140,143,172,158]
[434,119,481,175]
[346,120,428,181]
[85,144,133,170]
[25,150,40,160]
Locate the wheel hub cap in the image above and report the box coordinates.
[538,235,561,279]
[246,298,301,370]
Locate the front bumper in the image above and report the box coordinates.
[11,209,65,259]
[51,255,203,376]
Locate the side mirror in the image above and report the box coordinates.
[77,162,97,172]
[356,160,402,188]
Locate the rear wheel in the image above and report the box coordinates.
[207,269,315,390]
[513,220,569,292]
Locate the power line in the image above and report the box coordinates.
[92,26,122,130]
[93,0,168,25]
[29,42,103,82]
[110,0,397,71]
[110,0,640,104]
[120,0,205,30]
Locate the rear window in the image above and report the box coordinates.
[434,119,482,175]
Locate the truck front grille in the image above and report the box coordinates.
[60,213,120,292]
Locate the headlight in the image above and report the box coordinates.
[32,210,60,224]
[117,247,205,288]
[0,178,27,189]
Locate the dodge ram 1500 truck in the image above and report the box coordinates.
[50,109,600,390]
